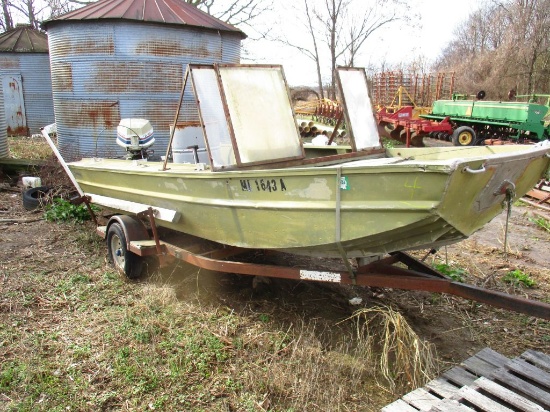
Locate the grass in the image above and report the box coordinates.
[7,135,52,160]
[44,198,100,223]
[0,218,439,411]
[529,216,550,233]
[342,306,438,393]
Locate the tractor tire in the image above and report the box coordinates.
[452,126,476,146]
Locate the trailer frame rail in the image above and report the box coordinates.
[96,212,550,321]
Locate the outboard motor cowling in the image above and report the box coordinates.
[116,118,155,159]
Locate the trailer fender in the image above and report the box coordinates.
[106,215,150,248]
[105,215,149,278]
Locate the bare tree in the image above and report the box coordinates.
[503,0,550,94]
[9,0,47,28]
[435,0,550,98]
[321,0,403,98]
[278,0,325,98]
[1,0,13,30]
[187,0,272,32]
[58,0,273,28]
[303,0,324,98]
[279,0,406,99]
[0,0,48,29]
[0,0,272,32]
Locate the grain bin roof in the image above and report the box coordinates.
[41,0,246,38]
[0,25,49,53]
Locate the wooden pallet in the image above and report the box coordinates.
[382,348,550,412]
[526,188,550,205]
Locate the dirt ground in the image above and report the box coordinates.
[1,176,549,399]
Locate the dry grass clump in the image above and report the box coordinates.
[8,135,52,160]
[254,319,376,410]
[342,306,439,393]
[231,304,439,410]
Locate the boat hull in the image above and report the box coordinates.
[68,144,550,258]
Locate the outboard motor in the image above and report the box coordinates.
[116,118,155,160]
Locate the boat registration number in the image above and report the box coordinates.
[240,178,287,192]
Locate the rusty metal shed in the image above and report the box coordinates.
[0,25,55,140]
[42,0,246,160]
[0,85,6,157]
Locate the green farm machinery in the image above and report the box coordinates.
[421,94,550,146]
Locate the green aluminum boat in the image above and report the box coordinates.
[65,65,550,259]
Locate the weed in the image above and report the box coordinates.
[529,216,550,232]
[69,343,92,360]
[502,269,536,288]
[433,263,467,282]
[70,273,91,284]
[44,198,99,223]
[381,137,402,148]
[0,362,25,390]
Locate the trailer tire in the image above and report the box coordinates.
[452,126,476,146]
[107,222,143,279]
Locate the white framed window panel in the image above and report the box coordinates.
[337,68,381,150]
[190,67,237,168]
[218,66,304,164]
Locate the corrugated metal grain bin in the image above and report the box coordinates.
[0,83,7,157]
[42,0,246,160]
[0,25,55,137]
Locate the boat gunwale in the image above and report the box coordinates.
[68,143,549,177]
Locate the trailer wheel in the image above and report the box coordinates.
[107,222,143,279]
[452,126,476,146]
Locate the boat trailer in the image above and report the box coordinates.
[95,207,550,321]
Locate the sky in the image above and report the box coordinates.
[241,0,481,86]
[10,0,479,87]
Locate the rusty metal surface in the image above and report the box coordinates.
[1,74,27,136]
[54,100,120,129]
[47,20,241,159]
[0,82,6,157]
[0,49,55,136]
[42,0,246,38]
[124,229,550,320]
[50,62,73,92]
[0,57,19,70]
[4,53,55,135]
[0,25,49,53]
[90,61,183,93]
[138,207,165,265]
